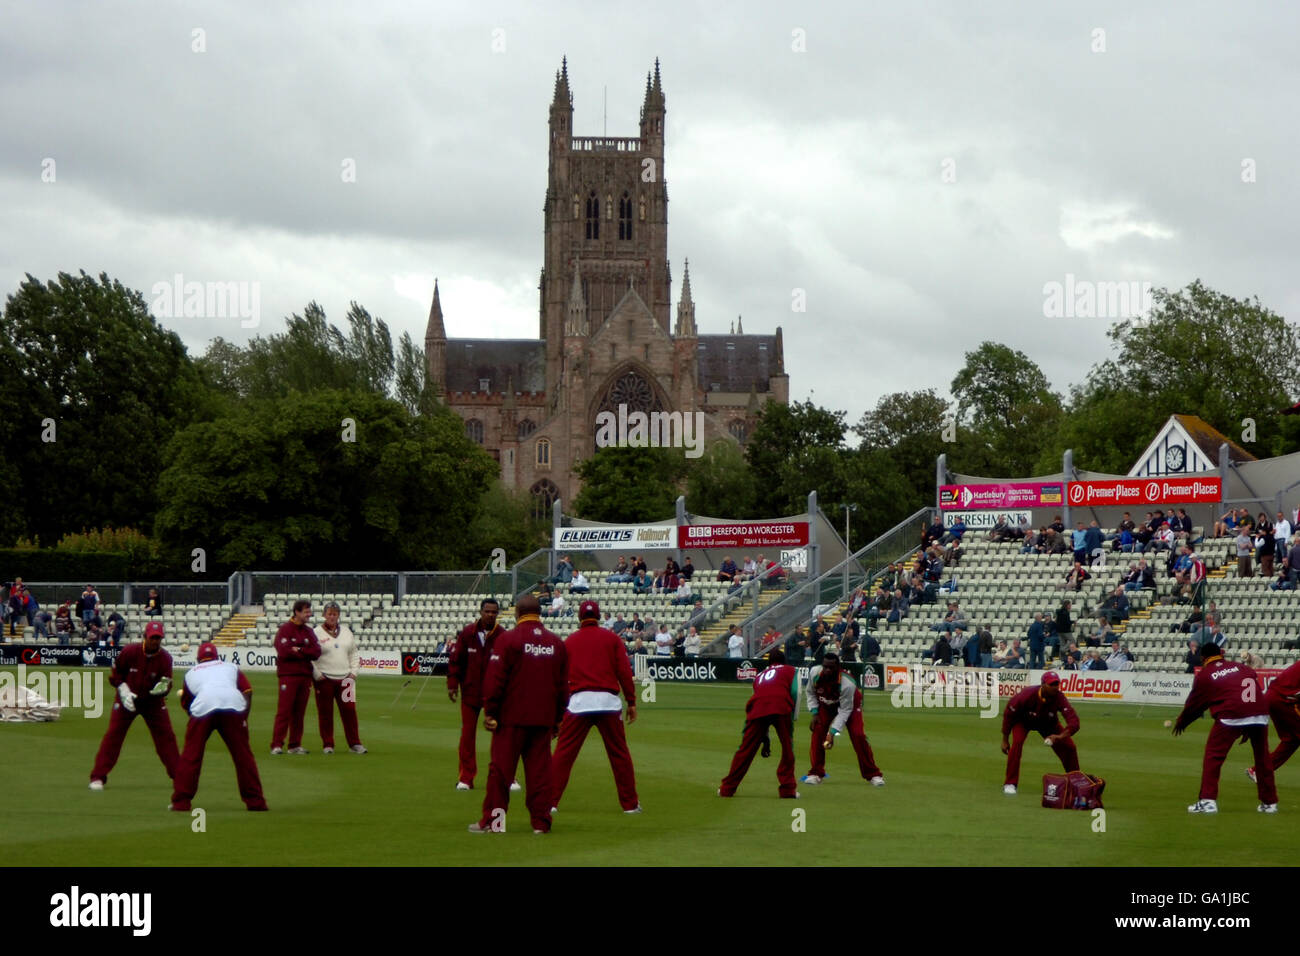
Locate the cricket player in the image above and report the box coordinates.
[1249,658,1300,781]
[551,600,641,814]
[801,651,885,787]
[1000,671,1079,794]
[1173,634,1278,813]
[271,599,321,755]
[447,597,505,789]
[313,601,365,754]
[88,620,179,790]
[719,648,800,798]
[170,642,267,812]
[469,595,568,834]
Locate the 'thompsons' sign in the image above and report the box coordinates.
[1066,478,1221,507]
[679,522,810,549]
[554,525,678,551]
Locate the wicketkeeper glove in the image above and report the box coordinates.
[119,686,137,712]
[150,677,172,696]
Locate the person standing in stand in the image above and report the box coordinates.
[169,642,267,812]
[447,597,518,792]
[271,599,321,755]
[313,601,365,754]
[469,595,568,834]
[88,620,179,790]
[1173,634,1278,813]
[719,648,800,798]
[550,600,641,814]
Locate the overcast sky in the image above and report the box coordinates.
[3,1,1297,428]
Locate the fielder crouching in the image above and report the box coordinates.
[170,642,268,812]
[1000,671,1080,795]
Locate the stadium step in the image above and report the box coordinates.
[213,612,263,646]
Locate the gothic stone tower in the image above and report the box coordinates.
[429,59,788,515]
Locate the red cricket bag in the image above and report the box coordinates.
[1042,771,1106,810]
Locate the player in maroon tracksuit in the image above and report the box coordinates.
[1000,671,1080,794]
[447,597,504,789]
[1173,636,1278,812]
[170,642,267,812]
[271,600,321,754]
[470,595,568,834]
[551,600,641,813]
[89,620,180,789]
[802,652,884,786]
[720,648,800,798]
[1250,659,1300,780]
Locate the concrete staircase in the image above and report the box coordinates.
[212,610,262,646]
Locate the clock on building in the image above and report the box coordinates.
[1165,445,1186,472]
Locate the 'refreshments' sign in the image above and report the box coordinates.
[679,522,810,549]
[1066,478,1221,507]
[939,482,1064,511]
[554,525,678,551]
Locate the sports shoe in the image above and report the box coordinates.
[1188,799,1218,813]
[288,747,309,755]
[456,782,472,791]
[1258,803,1278,814]
[350,744,367,754]
[168,803,190,812]
[88,780,104,791]
[322,747,334,754]
[624,805,643,814]
[533,828,548,834]
[1003,784,1017,795]
[800,774,822,785]
[870,775,885,787]
[270,747,284,755]
[467,822,489,833]
[1246,766,1257,783]
[510,780,522,791]
[760,739,771,759]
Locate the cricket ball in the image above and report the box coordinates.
[1164,720,1173,728]
[180,643,191,653]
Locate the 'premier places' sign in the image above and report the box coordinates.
[1066,478,1221,506]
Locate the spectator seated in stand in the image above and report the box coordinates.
[143,587,163,616]
[607,558,632,583]
[1058,561,1089,592]
[929,601,967,634]
[717,555,739,583]
[1082,649,1108,671]
[680,557,695,581]
[923,633,954,665]
[1061,642,1083,670]
[631,571,653,595]
[670,579,694,606]
[549,554,575,586]
[1098,586,1130,625]
[568,571,590,594]
[610,614,628,636]
[1105,641,1133,671]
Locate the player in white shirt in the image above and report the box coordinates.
[313,601,366,754]
[169,642,267,811]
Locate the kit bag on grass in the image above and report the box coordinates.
[1042,770,1106,810]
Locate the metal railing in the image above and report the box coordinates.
[19,580,237,610]
[511,548,551,601]
[699,560,804,656]
[744,508,931,655]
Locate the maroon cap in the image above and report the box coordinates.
[143,620,165,639]
[1041,671,1060,686]
[197,642,219,662]
[579,600,600,621]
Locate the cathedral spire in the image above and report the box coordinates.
[424,278,446,392]
[425,279,445,341]
[736,314,743,335]
[774,326,784,373]
[675,258,696,338]
[553,55,571,106]
[565,260,587,336]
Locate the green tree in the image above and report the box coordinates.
[154,390,496,568]
[949,342,1063,476]
[744,400,848,516]
[854,389,951,505]
[464,482,550,567]
[685,440,758,518]
[1037,281,1300,472]
[572,446,688,522]
[393,331,430,416]
[0,271,215,542]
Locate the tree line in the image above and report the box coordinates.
[1,272,1297,575]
